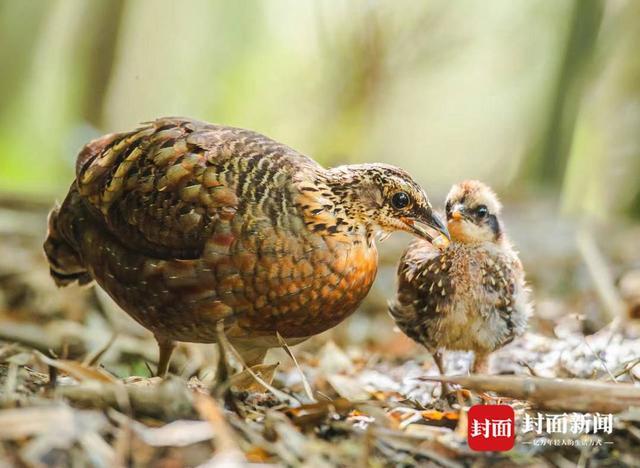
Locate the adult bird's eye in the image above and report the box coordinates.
[391,191,410,209]
[475,205,488,218]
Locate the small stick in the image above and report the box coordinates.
[277,332,315,402]
[3,362,18,401]
[83,332,118,367]
[610,357,640,380]
[518,360,541,377]
[582,337,616,381]
[47,365,58,390]
[576,229,626,328]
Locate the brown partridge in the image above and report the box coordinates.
[390,180,530,375]
[44,117,449,376]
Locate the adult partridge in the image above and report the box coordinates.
[44,117,449,376]
[390,180,530,375]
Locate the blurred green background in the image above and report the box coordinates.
[0,0,639,221]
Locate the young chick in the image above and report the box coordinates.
[390,180,530,375]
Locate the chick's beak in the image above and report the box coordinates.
[450,204,467,221]
[403,210,450,243]
[451,209,464,220]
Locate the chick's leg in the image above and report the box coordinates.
[432,349,452,396]
[472,353,489,374]
[433,349,447,375]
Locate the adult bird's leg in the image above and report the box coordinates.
[214,340,268,383]
[155,337,176,377]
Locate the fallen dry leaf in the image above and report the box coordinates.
[36,351,117,383]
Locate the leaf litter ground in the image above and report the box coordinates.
[1,200,640,467]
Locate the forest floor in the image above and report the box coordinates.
[1,198,640,467]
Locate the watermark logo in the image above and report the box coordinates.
[522,412,613,435]
[467,405,515,451]
[521,412,614,447]
[468,406,615,450]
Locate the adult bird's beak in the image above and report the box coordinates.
[403,210,450,243]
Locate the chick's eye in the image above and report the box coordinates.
[391,191,410,209]
[475,205,488,218]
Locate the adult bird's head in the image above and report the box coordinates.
[323,163,449,244]
[445,180,503,244]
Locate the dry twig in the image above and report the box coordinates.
[277,331,315,402]
[420,374,640,412]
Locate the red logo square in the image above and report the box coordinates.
[468,405,515,451]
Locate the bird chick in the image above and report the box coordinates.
[43,117,449,377]
[390,180,530,375]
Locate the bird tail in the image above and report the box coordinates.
[43,194,92,287]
